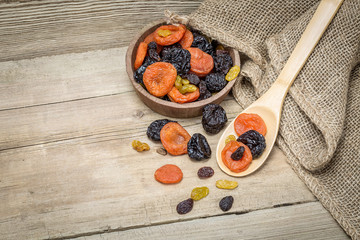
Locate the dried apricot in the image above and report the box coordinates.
[191,187,209,200]
[154,24,186,46]
[221,141,252,173]
[167,86,200,104]
[179,29,194,49]
[187,47,214,77]
[216,179,238,189]
[134,42,148,70]
[234,113,267,136]
[160,122,191,155]
[154,164,183,184]
[143,62,177,97]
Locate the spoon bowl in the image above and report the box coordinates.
[216,0,344,177]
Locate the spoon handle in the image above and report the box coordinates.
[258,0,343,109]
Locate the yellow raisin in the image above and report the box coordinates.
[175,75,183,89]
[225,65,240,81]
[181,79,190,85]
[225,135,237,145]
[191,187,209,201]
[216,180,238,189]
[179,84,197,94]
[157,29,172,37]
[132,140,150,152]
[216,44,225,51]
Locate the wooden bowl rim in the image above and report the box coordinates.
[126,19,240,111]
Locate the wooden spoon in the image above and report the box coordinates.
[216,0,344,177]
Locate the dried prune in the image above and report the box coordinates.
[176,198,194,214]
[225,135,237,145]
[184,73,200,86]
[202,104,227,134]
[146,119,175,141]
[132,140,150,152]
[205,73,227,93]
[191,186,209,201]
[191,32,214,56]
[225,65,240,81]
[214,50,233,74]
[216,180,238,189]
[161,47,191,76]
[197,81,212,101]
[147,41,161,62]
[187,133,211,160]
[161,42,182,52]
[237,130,266,159]
[230,146,245,160]
[197,166,214,179]
[133,56,156,84]
[219,196,234,212]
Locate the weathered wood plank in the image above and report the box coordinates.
[0,135,315,239]
[0,0,203,62]
[73,202,349,240]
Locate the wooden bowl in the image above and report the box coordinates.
[126,20,240,118]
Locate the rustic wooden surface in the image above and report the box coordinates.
[0,1,350,240]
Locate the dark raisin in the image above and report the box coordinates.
[162,43,182,52]
[219,196,234,212]
[202,104,227,134]
[176,198,194,214]
[187,133,211,161]
[205,73,227,93]
[237,130,266,159]
[214,50,233,74]
[197,81,212,101]
[191,32,214,56]
[197,166,214,179]
[146,119,176,141]
[148,41,157,49]
[161,48,191,76]
[133,56,156,84]
[184,73,200,86]
[230,146,245,160]
[161,94,171,102]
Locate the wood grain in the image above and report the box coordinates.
[72,202,349,240]
[0,0,203,62]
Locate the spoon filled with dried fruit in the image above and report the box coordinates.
[216,0,344,177]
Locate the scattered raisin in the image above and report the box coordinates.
[197,167,214,179]
[132,140,150,152]
[161,47,191,76]
[176,198,194,214]
[230,146,245,160]
[205,73,227,93]
[147,119,176,141]
[191,32,214,56]
[191,187,209,201]
[219,196,234,212]
[197,80,212,101]
[214,50,233,74]
[225,135,237,145]
[187,133,212,161]
[202,104,228,134]
[237,130,266,159]
[216,180,238,189]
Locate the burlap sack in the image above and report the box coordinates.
[167,0,360,238]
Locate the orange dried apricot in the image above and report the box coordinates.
[222,141,252,173]
[154,24,186,46]
[154,164,183,184]
[134,42,148,70]
[143,62,177,97]
[187,47,214,77]
[160,122,191,155]
[179,29,194,49]
[167,86,200,104]
[234,113,267,136]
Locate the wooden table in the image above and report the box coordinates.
[0,1,349,239]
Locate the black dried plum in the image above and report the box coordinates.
[184,73,200,86]
[237,130,266,159]
[187,133,211,161]
[191,33,214,56]
[162,43,182,52]
[148,41,157,49]
[197,166,214,179]
[205,73,227,93]
[161,48,191,76]
[133,56,156,84]
[214,50,233,74]
[176,198,194,214]
[146,119,176,141]
[197,81,212,101]
[231,146,245,161]
[202,104,227,134]
[219,196,234,212]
